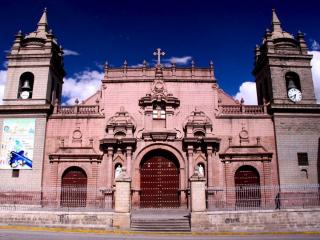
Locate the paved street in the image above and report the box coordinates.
[0,229,319,240]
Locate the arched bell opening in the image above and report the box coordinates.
[18,72,34,99]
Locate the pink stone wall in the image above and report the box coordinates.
[43,67,278,208]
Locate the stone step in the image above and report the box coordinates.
[131,218,191,232]
[131,223,190,227]
[130,228,191,232]
[132,219,189,223]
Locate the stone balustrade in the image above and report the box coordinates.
[54,105,100,115]
[219,104,267,115]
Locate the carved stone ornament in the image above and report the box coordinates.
[106,107,136,137]
[72,129,82,140]
[239,129,249,140]
[184,108,212,138]
[152,79,167,95]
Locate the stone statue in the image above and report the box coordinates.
[115,165,122,179]
[198,164,204,177]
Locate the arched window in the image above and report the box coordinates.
[235,165,261,209]
[61,166,87,208]
[285,72,301,91]
[18,72,34,99]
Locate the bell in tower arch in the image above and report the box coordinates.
[21,79,31,91]
[287,78,296,90]
[19,73,34,99]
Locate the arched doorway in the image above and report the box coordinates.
[61,167,87,207]
[140,151,180,208]
[235,165,261,208]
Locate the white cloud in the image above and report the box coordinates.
[309,51,320,103]
[166,56,192,65]
[0,70,7,104]
[311,40,320,51]
[62,70,103,105]
[63,49,80,56]
[234,81,257,105]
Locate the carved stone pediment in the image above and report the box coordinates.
[139,92,180,108]
[106,107,136,138]
[219,138,272,162]
[139,72,180,109]
[184,108,213,138]
[185,108,212,126]
[49,139,102,162]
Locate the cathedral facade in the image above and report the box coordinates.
[0,9,319,211]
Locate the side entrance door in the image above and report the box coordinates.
[61,167,87,207]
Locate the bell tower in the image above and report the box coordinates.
[253,9,316,106]
[253,9,320,186]
[3,8,65,106]
[0,9,65,192]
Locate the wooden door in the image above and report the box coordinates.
[140,156,179,208]
[235,166,261,208]
[61,167,87,207]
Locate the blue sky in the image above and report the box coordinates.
[0,0,320,104]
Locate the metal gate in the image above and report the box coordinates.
[140,156,180,208]
[235,166,261,208]
[61,167,87,207]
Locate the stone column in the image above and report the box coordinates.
[187,145,194,178]
[113,171,131,229]
[126,146,132,177]
[213,150,221,187]
[144,106,153,130]
[106,147,113,188]
[99,154,108,188]
[207,146,213,187]
[166,106,174,129]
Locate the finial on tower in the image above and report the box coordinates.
[37,8,48,32]
[272,9,282,32]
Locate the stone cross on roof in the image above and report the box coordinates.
[153,48,165,66]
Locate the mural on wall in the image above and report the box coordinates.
[0,118,35,169]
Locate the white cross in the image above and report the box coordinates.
[153,48,165,65]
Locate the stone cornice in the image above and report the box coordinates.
[0,103,52,114]
[142,131,177,141]
[269,103,320,113]
[49,146,103,162]
[100,137,137,152]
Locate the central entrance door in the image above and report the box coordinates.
[140,154,180,208]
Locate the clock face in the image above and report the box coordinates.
[20,91,30,99]
[288,88,302,102]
